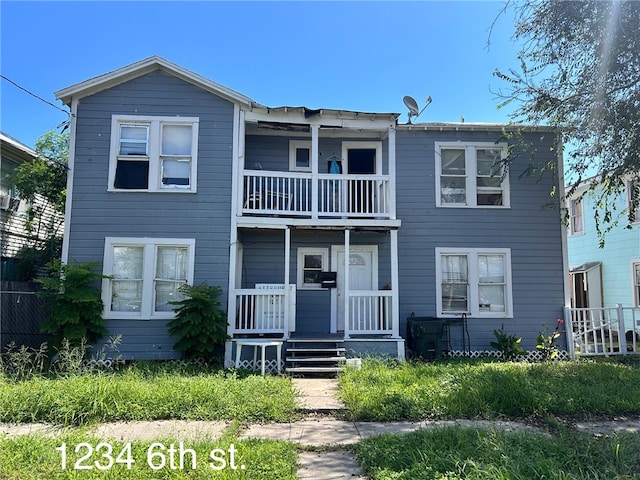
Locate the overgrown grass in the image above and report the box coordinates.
[339,358,640,421]
[0,432,297,479]
[0,363,298,425]
[355,427,640,480]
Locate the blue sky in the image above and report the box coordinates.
[1,1,522,148]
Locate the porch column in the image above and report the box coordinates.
[311,124,319,220]
[284,227,291,337]
[344,229,351,339]
[388,124,396,220]
[390,229,400,338]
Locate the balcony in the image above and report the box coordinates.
[241,170,392,219]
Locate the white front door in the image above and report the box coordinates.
[331,245,378,332]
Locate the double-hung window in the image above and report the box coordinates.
[436,248,513,318]
[297,248,328,289]
[436,142,509,207]
[109,115,199,192]
[628,179,639,224]
[102,237,195,318]
[634,262,640,308]
[568,198,584,235]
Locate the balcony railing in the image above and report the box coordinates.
[345,290,393,337]
[234,288,289,336]
[242,170,391,219]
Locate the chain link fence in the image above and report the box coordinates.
[1,281,51,350]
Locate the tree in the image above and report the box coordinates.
[494,1,640,243]
[7,130,68,278]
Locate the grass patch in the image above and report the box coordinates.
[339,358,640,421]
[0,431,297,479]
[0,363,298,425]
[355,427,640,480]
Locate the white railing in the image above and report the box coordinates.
[242,170,391,218]
[345,290,393,337]
[234,288,288,335]
[566,305,640,358]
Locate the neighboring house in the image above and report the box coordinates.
[54,56,567,365]
[0,132,64,278]
[567,179,640,310]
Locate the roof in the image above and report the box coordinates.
[397,121,558,133]
[1,131,37,162]
[54,56,259,107]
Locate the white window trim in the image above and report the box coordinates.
[435,247,513,318]
[632,260,640,308]
[435,142,510,208]
[289,140,312,172]
[568,197,585,236]
[102,237,196,319]
[297,247,328,290]
[627,180,639,224]
[108,115,199,193]
[341,141,383,174]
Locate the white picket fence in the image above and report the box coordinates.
[565,305,640,358]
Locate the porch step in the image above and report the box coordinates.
[285,337,347,377]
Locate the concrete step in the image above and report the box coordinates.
[286,356,346,363]
[287,347,347,353]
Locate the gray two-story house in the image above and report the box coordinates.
[54,56,568,369]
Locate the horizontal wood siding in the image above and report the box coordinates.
[396,129,565,350]
[69,70,234,359]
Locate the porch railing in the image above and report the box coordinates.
[242,170,391,218]
[345,290,393,337]
[565,305,640,358]
[234,288,289,336]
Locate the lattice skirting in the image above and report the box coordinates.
[230,358,283,373]
[445,350,571,362]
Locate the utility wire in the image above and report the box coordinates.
[1,74,71,116]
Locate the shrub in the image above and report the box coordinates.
[37,260,108,348]
[167,283,230,362]
[490,325,525,360]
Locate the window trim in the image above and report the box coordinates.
[568,197,585,236]
[632,260,640,308]
[627,179,639,225]
[297,247,328,290]
[109,115,199,193]
[435,247,513,318]
[341,141,383,174]
[435,142,510,208]
[289,140,312,172]
[102,237,196,319]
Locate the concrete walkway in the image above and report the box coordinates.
[2,377,640,480]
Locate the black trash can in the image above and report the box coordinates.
[406,316,445,359]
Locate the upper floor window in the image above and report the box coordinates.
[569,198,584,235]
[628,179,639,224]
[435,143,509,208]
[109,115,199,192]
[289,140,311,172]
[634,262,640,307]
[436,247,513,318]
[102,237,195,319]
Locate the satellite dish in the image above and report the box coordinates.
[403,96,420,116]
[403,95,432,124]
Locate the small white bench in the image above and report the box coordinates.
[234,339,283,375]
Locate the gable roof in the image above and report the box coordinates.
[54,56,259,108]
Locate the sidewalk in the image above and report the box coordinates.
[2,377,640,479]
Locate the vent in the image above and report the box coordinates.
[0,194,20,212]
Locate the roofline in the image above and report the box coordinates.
[0,131,37,159]
[54,56,258,107]
[397,121,558,133]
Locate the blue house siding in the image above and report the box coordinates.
[568,188,640,308]
[66,70,235,359]
[395,128,565,350]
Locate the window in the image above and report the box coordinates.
[634,262,640,307]
[628,180,639,224]
[436,143,509,207]
[289,140,311,172]
[102,237,195,318]
[436,248,513,317]
[297,248,328,289]
[109,115,199,192]
[569,198,584,235]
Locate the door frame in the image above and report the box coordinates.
[330,245,379,333]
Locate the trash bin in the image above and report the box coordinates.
[406,316,445,359]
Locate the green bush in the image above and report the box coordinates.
[38,260,108,347]
[490,325,525,360]
[168,283,230,362]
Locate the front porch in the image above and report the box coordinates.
[224,227,405,368]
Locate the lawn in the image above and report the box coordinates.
[339,357,640,421]
[0,362,298,425]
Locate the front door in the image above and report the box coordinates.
[331,245,378,332]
